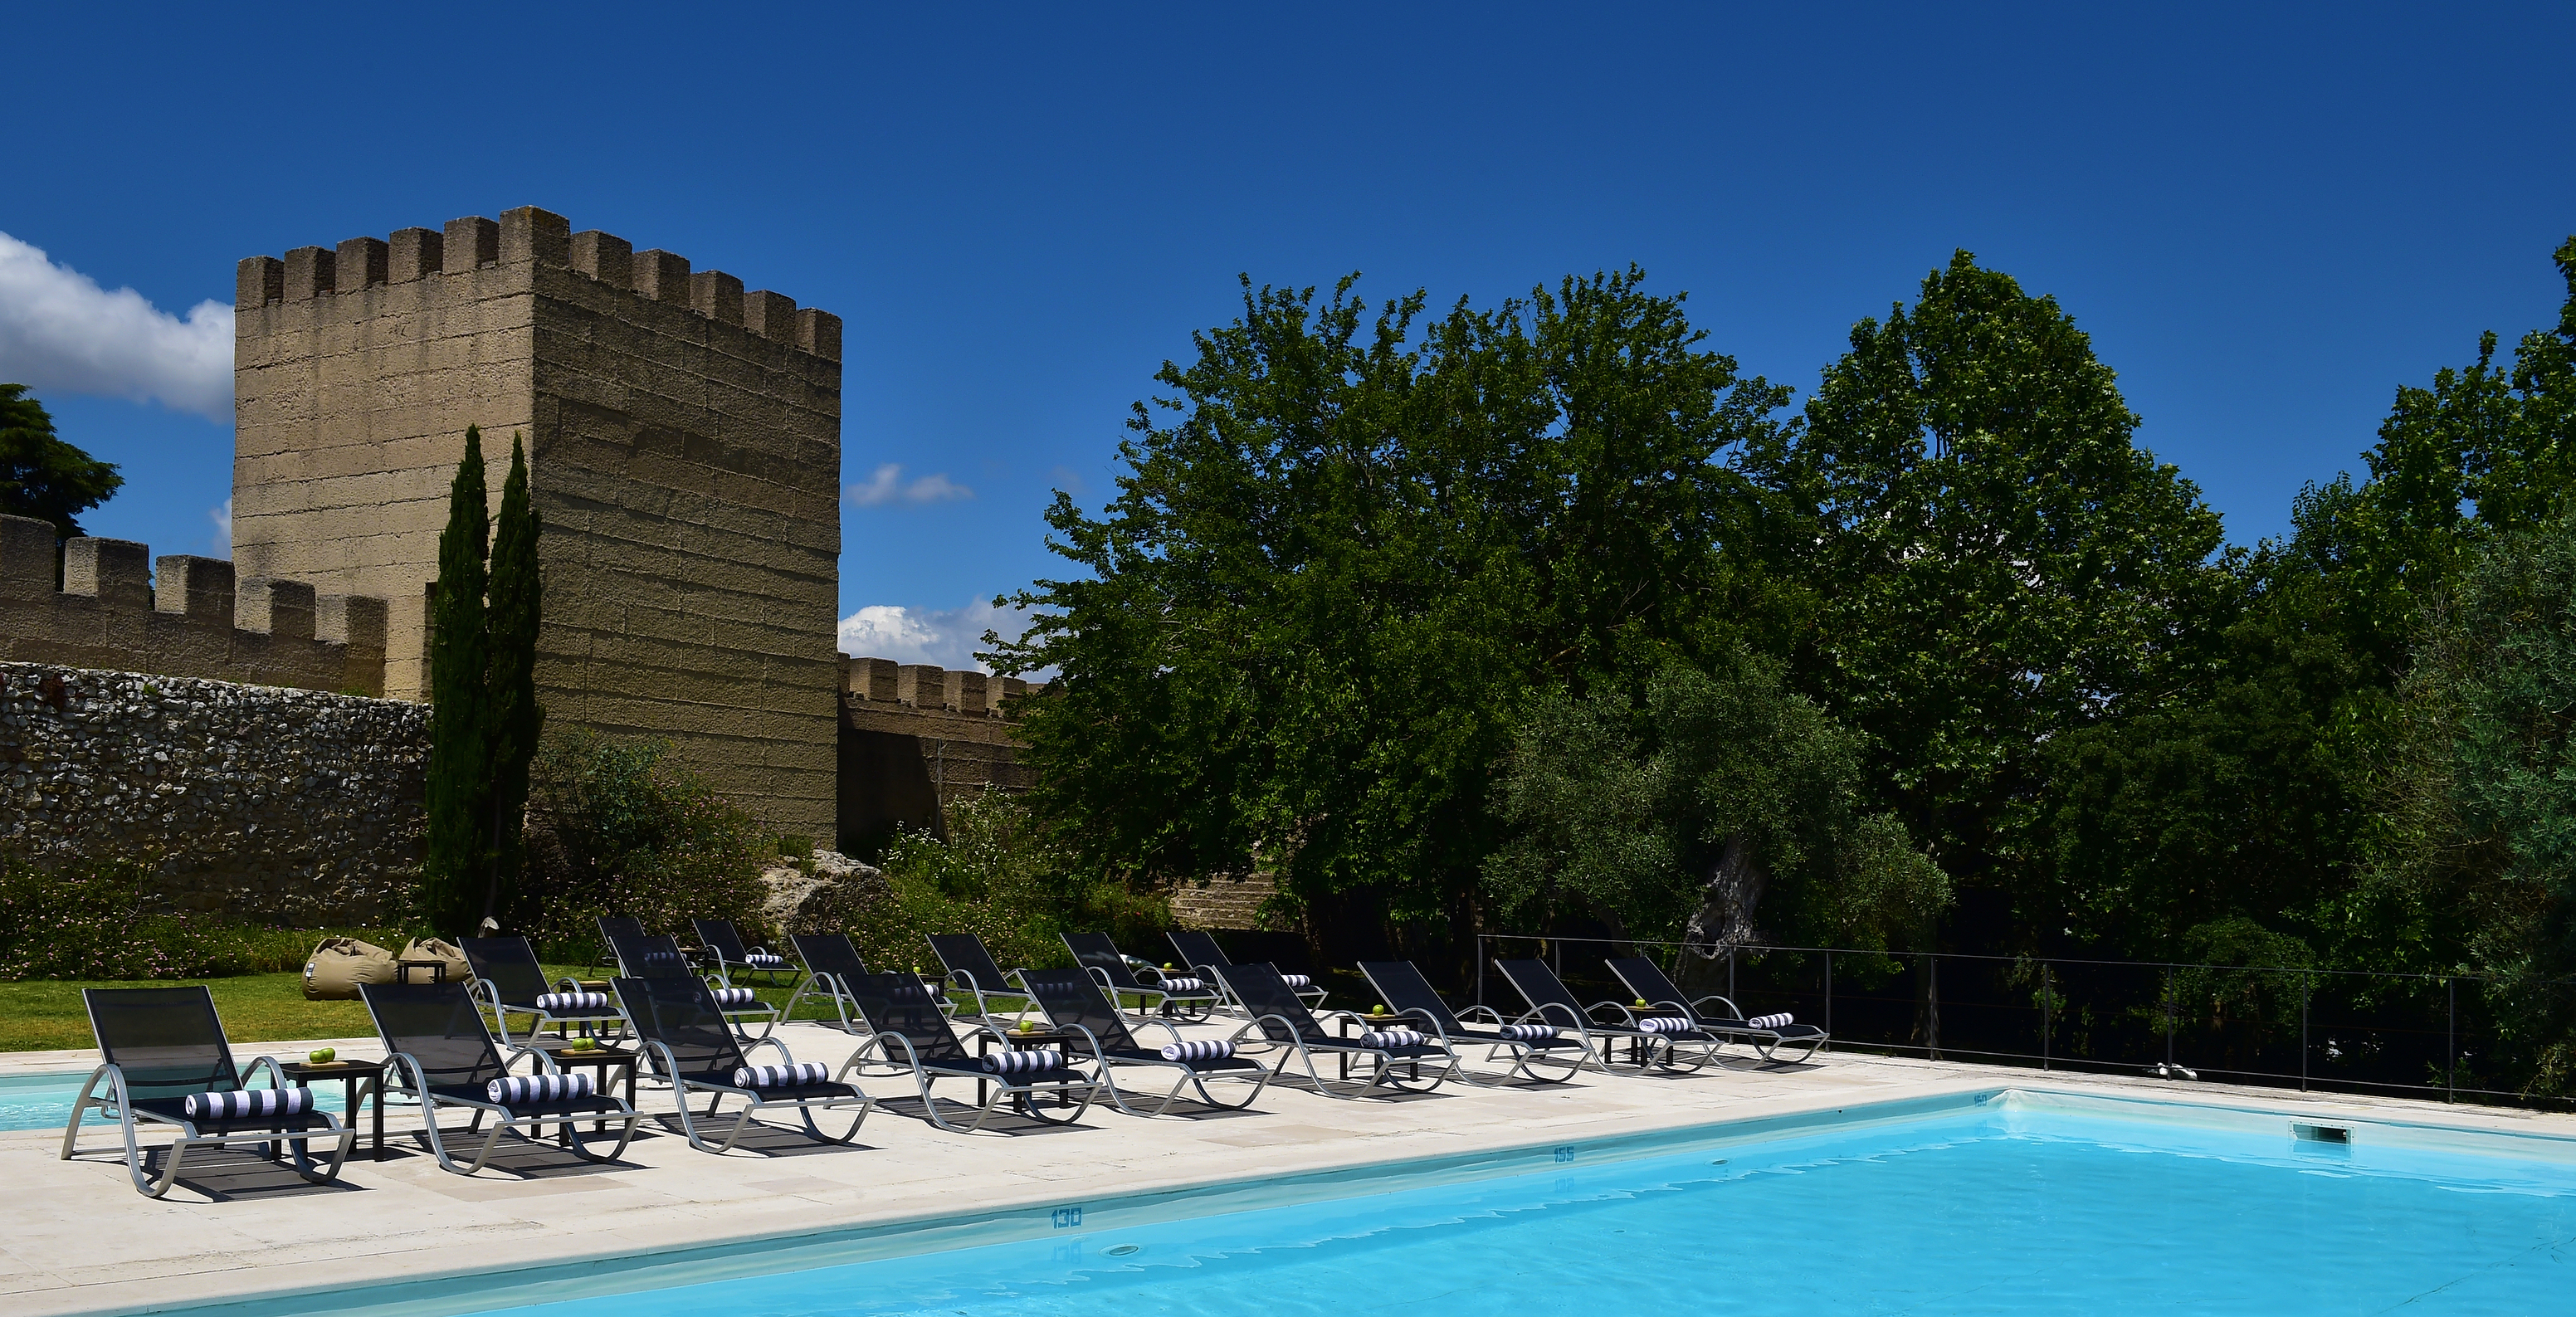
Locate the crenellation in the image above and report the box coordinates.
[238,577,315,640]
[744,290,797,341]
[499,205,570,266]
[389,227,442,282]
[691,271,745,325]
[443,216,499,272]
[632,248,691,302]
[572,230,632,288]
[157,555,237,627]
[64,537,151,608]
[283,245,335,299]
[794,307,842,361]
[237,255,285,310]
[336,236,389,289]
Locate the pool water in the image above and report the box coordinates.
[454,1094,2576,1317]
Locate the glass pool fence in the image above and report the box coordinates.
[1474,934,2576,1112]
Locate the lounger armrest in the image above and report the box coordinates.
[744,1035,795,1065]
[1056,1022,1107,1063]
[497,1042,556,1076]
[1691,993,1744,1017]
[383,1051,433,1101]
[1454,1003,1508,1025]
[1137,1017,1189,1047]
[242,1053,290,1089]
[634,1038,685,1085]
[1395,1007,1443,1032]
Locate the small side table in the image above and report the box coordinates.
[395,958,449,986]
[534,1043,642,1140]
[281,1059,387,1161]
[977,1027,1081,1110]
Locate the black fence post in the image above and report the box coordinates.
[1476,935,1486,1010]
[2447,977,2456,1104]
[1927,953,1941,1058]
[1823,950,1833,1042]
[2300,970,2309,1093]
[2164,965,2176,1072]
[2041,962,2052,1071]
[1728,946,1737,1004]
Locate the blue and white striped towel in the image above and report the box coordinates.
[1159,977,1207,993]
[183,1088,311,1121]
[980,1048,1064,1076]
[1745,1012,1796,1031]
[733,1062,830,1090]
[1635,1016,1697,1033]
[1358,1028,1429,1048]
[712,987,759,1007]
[640,950,687,970]
[1159,1039,1235,1061]
[1495,1023,1559,1042]
[486,1072,596,1106]
[1281,973,1315,989]
[534,991,612,1012]
[744,953,787,968]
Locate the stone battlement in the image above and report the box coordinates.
[838,656,1034,719]
[0,514,386,695]
[237,207,841,359]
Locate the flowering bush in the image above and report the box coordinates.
[0,852,206,980]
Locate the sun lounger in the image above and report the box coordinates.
[61,985,355,1197]
[461,935,630,1046]
[603,926,781,1039]
[1211,961,1456,1098]
[1019,968,1271,1115]
[612,975,874,1153]
[926,933,1037,1022]
[842,972,1102,1132]
[1356,959,1589,1083]
[781,933,954,1030]
[1604,956,1829,1063]
[1493,958,1713,1073]
[1171,929,1326,1014]
[363,981,642,1173]
[1062,931,1220,1020]
[694,919,800,988]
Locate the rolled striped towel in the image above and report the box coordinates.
[1159,1038,1236,1061]
[1159,977,1208,993]
[1281,973,1315,989]
[744,953,787,968]
[1635,1016,1697,1033]
[534,991,612,1012]
[1359,1028,1429,1049]
[1746,1012,1796,1031]
[1495,1023,1559,1042]
[712,987,759,1007]
[639,950,688,970]
[733,1062,830,1090]
[183,1088,311,1121]
[980,1047,1063,1076]
[486,1072,595,1106]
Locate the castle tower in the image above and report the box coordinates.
[232,207,842,839]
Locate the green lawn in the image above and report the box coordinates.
[0,969,851,1054]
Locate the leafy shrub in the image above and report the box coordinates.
[0,852,408,980]
[794,790,1168,973]
[517,728,769,960]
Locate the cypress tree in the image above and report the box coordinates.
[422,426,491,936]
[483,432,544,927]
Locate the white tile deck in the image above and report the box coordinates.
[5,1019,2570,1317]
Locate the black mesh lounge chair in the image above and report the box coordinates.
[1493,959,1711,1074]
[1171,929,1327,1014]
[461,935,629,1047]
[778,933,952,1032]
[1061,931,1219,1021]
[1356,960,1589,1084]
[61,986,354,1197]
[842,971,1102,1132]
[1604,956,1829,1064]
[604,927,781,1039]
[612,976,874,1154]
[1212,962,1456,1098]
[694,919,800,988]
[363,981,642,1174]
[1020,968,1270,1115]
[926,933,1037,1022]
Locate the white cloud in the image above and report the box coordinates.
[845,462,973,507]
[837,595,1049,676]
[209,497,232,554]
[0,231,232,422]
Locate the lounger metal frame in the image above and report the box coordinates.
[1212,962,1457,1099]
[461,935,632,1048]
[363,982,643,1175]
[1603,956,1830,1065]
[693,919,803,989]
[779,934,958,1032]
[61,986,354,1198]
[613,977,875,1154]
[603,927,782,1041]
[1061,932,1219,1022]
[1020,968,1271,1116]
[926,934,1037,1024]
[1170,929,1328,1017]
[1491,959,1715,1074]
[1356,960,1588,1085]
[839,973,1104,1133]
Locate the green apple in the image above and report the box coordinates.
[1634,998,1647,1007]
[570,1037,597,1051]
[308,1046,335,1064]
[1017,1019,1039,1033]
[1371,1004,1388,1016]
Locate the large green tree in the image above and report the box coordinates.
[996,269,1786,942]
[485,435,544,924]
[1736,251,2234,940]
[0,383,122,542]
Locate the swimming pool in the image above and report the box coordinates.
[146,1088,2576,1317]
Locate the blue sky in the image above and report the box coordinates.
[5,4,2572,666]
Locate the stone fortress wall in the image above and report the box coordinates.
[0,513,387,695]
[836,656,1037,844]
[0,662,427,924]
[232,207,844,841]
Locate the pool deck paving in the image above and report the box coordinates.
[4,1019,2573,1317]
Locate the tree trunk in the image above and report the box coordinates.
[1676,832,1764,990]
